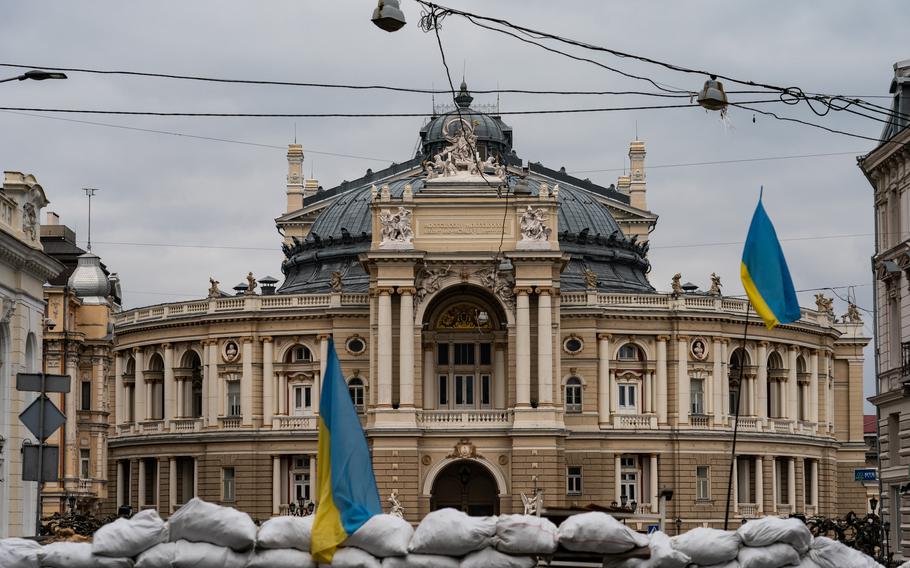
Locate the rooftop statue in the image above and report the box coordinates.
[671,273,683,297]
[208,277,221,299]
[814,293,834,317]
[708,272,722,296]
[422,116,504,180]
[245,272,257,295]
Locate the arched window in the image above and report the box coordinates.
[565,377,582,413]
[729,348,750,414]
[286,344,312,363]
[767,351,785,418]
[617,343,644,362]
[348,378,365,413]
[147,353,165,420]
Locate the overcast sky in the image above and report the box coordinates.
[1,1,906,410]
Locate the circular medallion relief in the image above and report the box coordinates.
[563,336,584,355]
[346,336,367,355]
[421,455,432,466]
[222,340,240,362]
[690,337,708,361]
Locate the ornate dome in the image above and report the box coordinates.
[278,177,652,295]
[67,252,111,304]
[419,82,513,160]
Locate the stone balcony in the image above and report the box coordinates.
[416,409,514,429]
[273,415,317,430]
[738,503,759,518]
[613,413,657,429]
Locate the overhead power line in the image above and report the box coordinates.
[570,150,865,174]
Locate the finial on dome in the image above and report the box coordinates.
[455,80,473,108]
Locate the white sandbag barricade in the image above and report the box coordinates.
[325,545,382,568]
[38,541,133,568]
[135,542,174,568]
[737,516,812,554]
[644,531,690,568]
[92,509,167,558]
[382,553,461,568]
[167,497,257,551]
[246,546,317,568]
[345,513,414,557]
[0,537,42,568]
[671,526,741,566]
[460,546,537,568]
[808,536,883,568]
[736,542,801,568]
[408,508,497,556]
[256,515,314,551]
[557,511,649,554]
[494,514,558,555]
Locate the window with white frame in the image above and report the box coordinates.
[620,456,639,503]
[480,375,491,408]
[226,381,241,416]
[618,383,637,412]
[696,466,710,500]
[290,345,312,363]
[567,466,582,495]
[80,449,91,479]
[348,378,365,413]
[565,377,582,413]
[291,456,311,504]
[292,383,313,415]
[222,467,236,501]
[691,378,705,415]
[618,343,643,362]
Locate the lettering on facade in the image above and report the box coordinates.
[421,221,504,235]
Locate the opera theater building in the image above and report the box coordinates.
[106,84,872,530]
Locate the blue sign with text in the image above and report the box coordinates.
[854,469,877,482]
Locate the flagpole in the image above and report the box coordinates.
[724,303,752,530]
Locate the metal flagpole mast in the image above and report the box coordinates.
[724,304,752,530]
[83,188,98,251]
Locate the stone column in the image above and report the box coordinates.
[377,288,393,407]
[493,347,506,409]
[537,288,553,405]
[809,350,819,424]
[656,336,668,424]
[787,347,798,421]
[279,373,288,415]
[712,339,723,423]
[242,338,254,425]
[317,334,329,415]
[117,461,125,506]
[756,456,764,513]
[399,288,416,407]
[134,348,146,422]
[207,342,219,427]
[164,343,175,422]
[138,459,146,508]
[169,457,177,514]
[310,455,318,504]
[193,458,198,498]
[114,353,124,425]
[757,342,768,420]
[787,457,796,508]
[650,454,659,513]
[644,371,653,414]
[515,288,531,407]
[810,459,819,508]
[732,456,739,513]
[423,348,435,409]
[677,338,689,424]
[272,456,281,515]
[771,458,778,512]
[263,338,274,426]
[720,340,729,416]
[175,378,184,419]
[614,454,622,503]
[597,333,611,425]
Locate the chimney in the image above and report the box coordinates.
[881,59,910,141]
[46,211,60,225]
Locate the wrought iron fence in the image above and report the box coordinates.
[799,511,892,566]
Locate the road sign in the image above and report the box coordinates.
[647,524,660,534]
[19,396,66,441]
[854,468,877,482]
[16,373,70,393]
[22,445,59,482]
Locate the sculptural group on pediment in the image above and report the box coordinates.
[519,206,551,243]
[422,116,505,180]
[379,206,413,248]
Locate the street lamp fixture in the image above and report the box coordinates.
[0,69,68,84]
[372,0,406,32]
[697,75,728,112]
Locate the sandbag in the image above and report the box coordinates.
[382,553,461,568]
[737,543,800,568]
[808,536,883,568]
[699,562,740,568]
[93,509,168,558]
[346,514,414,557]
[328,546,381,568]
[168,498,257,551]
[645,531,690,568]
[495,514,558,555]
[557,512,649,554]
[671,526,741,565]
[737,517,812,554]
[256,515,314,551]
[460,547,537,568]
[0,538,42,568]
[135,542,175,568]
[38,541,133,568]
[246,547,316,568]
[408,508,497,556]
[797,555,823,568]
[172,539,249,568]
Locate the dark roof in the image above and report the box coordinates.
[40,225,89,286]
[864,415,877,435]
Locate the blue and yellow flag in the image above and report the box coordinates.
[311,338,381,563]
[740,193,800,329]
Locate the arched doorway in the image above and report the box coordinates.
[430,460,499,516]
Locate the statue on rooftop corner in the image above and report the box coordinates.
[708,272,722,296]
[844,302,863,324]
[519,206,551,242]
[208,277,221,299]
[330,271,343,293]
[379,207,413,248]
[814,293,834,317]
[583,267,598,289]
[671,273,683,297]
[245,272,257,295]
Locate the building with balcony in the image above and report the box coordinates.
[107,84,871,530]
[0,171,63,537]
[863,58,910,560]
[39,213,120,517]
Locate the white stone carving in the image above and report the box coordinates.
[422,116,505,181]
[22,202,37,241]
[379,207,413,250]
[415,264,451,306]
[517,206,551,250]
[388,489,405,518]
[521,490,543,516]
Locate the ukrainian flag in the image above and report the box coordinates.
[311,338,381,563]
[740,194,801,329]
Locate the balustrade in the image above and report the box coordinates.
[690,415,710,429]
[139,420,165,433]
[416,409,513,429]
[778,503,793,515]
[739,503,759,518]
[219,417,242,429]
[274,415,316,430]
[614,414,653,429]
[171,418,202,432]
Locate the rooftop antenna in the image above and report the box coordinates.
[311,160,315,180]
[294,122,297,144]
[497,81,501,114]
[82,187,99,252]
[635,120,639,140]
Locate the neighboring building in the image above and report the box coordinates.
[108,84,871,531]
[865,414,880,468]
[863,58,910,560]
[0,171,63,537]
[39,213,120,516]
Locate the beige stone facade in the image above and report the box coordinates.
[108,95,871,532]
[0,171,63,537]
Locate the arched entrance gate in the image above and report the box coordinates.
[430,460,500,516]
